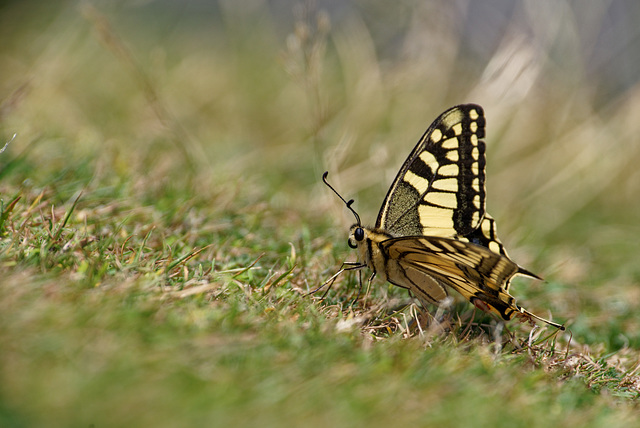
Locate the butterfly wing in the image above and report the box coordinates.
[380,235,522,320]
[460,213,542,288]
[375,104,538,284]
[376,104,487,239]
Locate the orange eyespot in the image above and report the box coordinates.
[470,297,491,313]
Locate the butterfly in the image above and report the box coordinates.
[322,104,564,330]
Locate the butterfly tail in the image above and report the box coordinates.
[517,306,565,330]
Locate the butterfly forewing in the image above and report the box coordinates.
[377,104,487,239]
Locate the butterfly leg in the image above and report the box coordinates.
[350,271,377,307]
[365,271,376,297]
[307,261,366,299]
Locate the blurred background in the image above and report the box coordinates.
[1,0,640,346]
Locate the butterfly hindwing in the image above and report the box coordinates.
[377,104,487,239]
[380,236,520,320]
[458,214,542,287]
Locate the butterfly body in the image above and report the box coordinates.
[326,104,563,330]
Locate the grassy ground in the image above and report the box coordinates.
[1,1,640,427]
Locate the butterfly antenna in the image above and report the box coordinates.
[322,171,361,225]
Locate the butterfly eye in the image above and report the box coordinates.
[354,227,365,241]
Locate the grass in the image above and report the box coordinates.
[1,1,640,426]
